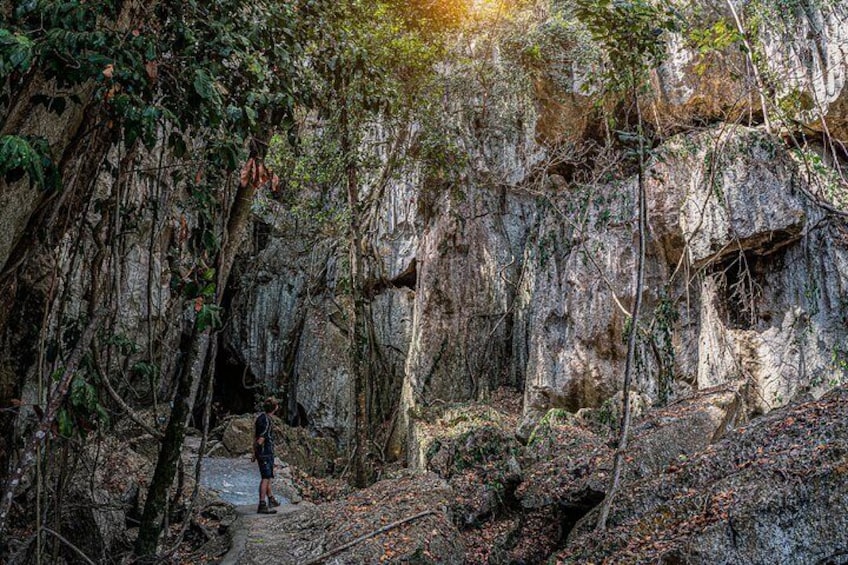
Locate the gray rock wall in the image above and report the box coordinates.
[222,3,848,457]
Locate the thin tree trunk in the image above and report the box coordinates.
[340,92,369,489]
[134,324,203,557]
[595,90,648,532]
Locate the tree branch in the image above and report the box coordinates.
[301,510,438,565]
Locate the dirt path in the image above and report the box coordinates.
[220,502,316,565]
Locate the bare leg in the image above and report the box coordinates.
[259,478,271,503]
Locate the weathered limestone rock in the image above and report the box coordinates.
[0,78,94,271]
[561,386,848,564]
[292,298,354,443]
[624,383,744,479]
[649,128,807,268]
[515,172,696,432]
[517,410,611,511]
[526,1,848,138]
[516,385,745,551]
[395,181,537,456]
[641,129,848,412]
[651,2,848,138]
[60,438,153,561]
[405,190,527,404]
[226,193,416,448]
[226,231,319,393]
[757,2,848,140]
[519,124,848,432]
[411,400,523,527]
[222,4,848,461]
[220,415,254,456]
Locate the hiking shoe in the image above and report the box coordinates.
[268,495,281,508]
[257,501,277,514]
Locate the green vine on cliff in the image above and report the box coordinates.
[0,135,59,190]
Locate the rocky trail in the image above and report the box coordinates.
[220,502,314,565]
[205,384,848,564]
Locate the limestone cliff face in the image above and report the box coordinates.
[3,138,193,418]
[6,2,844,461]
[223,3,848,455]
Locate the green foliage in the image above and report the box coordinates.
[0,29,35,76]
[267,0,453,240]
[451,426,515,473]
[391,0,472,33]
[3,1,317,348]
[3,0,307,160]
[832,343,848,375]
[527,408,572,446]
[196,303,223,332]
[686,18,743,75]
[573,0,680,91]
[508,8,600,89]
[58,368,109,438]
[0,135,59,190]
[131,361,159,380]
[267,131,347,226]
[104,334,140,356]
[789,146,848,210]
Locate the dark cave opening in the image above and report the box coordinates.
[710,243,788,331]
[557,491,607,547]
[366,259,418,296]
[206,343,259,426]
[713,251,763,330]
[391,258,417,290]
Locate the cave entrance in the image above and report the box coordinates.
[710,243,788,331]
[210,341,259,423]
[713,251,763,330]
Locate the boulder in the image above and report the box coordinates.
[59,437,153,561]
[517,410,612,512]
[219,414,337,477]
[220,415,254,456]
[518,385,745,521]
[410,396,524,527]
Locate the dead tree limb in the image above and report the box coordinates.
[41,527,97,565]
[301,510,438,565]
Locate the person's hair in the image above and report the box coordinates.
[262,397,278,414]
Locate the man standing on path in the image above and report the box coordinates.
[254,397,281,514]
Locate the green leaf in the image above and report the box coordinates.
[193,69,217,101]
[58,408,74,438]
[0,135,58,191]
[196,303,223,332]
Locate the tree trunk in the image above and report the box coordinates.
[135,163,260,557]
[339,93,370,488]
[595,90,648,532]
[133,324,202,557]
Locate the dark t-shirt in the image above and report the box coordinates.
[254,412,274,458]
